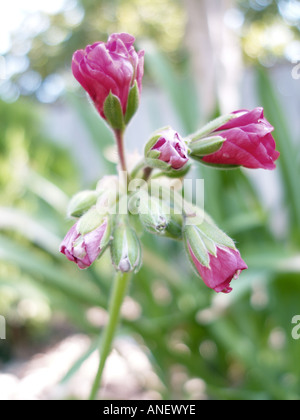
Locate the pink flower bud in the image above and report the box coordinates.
[72,33,144,120]
[201,107,280,170]
[60,220,109,269]
[148,128,189,170]
[187,243,248,294]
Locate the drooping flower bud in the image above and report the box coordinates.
[188,108,280,170]
[72,33,144,129]
[111,216,142,273]
[129,189,169,234]
[67,190,98,218]
[145,127,190,174]
[184,218,247,293]
[60,212,111,269]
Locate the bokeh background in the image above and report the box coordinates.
[0,0,300,400]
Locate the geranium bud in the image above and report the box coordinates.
[184,220,247,293]
[60,216,111,269]
[190,108,279,170]
[129,189,169,234]
[111,216,142,273]
[145,127,189,172]
[67,190,98,218]
[72,33,144,128]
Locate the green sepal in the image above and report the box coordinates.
[189,114,236,141]
[67,190,98,218]
[103,92,125,131]
[194,159,241,170]
[77,207,106,235]
[111,215,142,273]
[99,215,112,251]
[197,219,236,250]
[188,135,225,157]
[200,233,217,257]
[145,157,171,171]
[183,225,210,267]
[124,81,139,125]
[163,162,192,178]
[144,134,162,155]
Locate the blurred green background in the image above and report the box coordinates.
[0,0,300,400]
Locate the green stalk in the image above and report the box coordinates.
[89,271,131,400]
[115,129,130,187]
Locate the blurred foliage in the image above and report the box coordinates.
[3,0,186,103]
[1,0,300,103]
[238,0,300,64]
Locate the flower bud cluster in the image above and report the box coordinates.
[60,32,280,294]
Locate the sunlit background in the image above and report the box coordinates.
[0,0,300,400]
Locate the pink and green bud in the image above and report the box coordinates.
[189,108,280,170]
[60,212,111,269]
[72,33,144,129]
[111,216,142,273]
[184,220,247,294]
[145,127,190,173]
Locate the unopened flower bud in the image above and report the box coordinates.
[129,189,169,234]
[189,108,279,170]
[111,216,142,273]
[183,218,247,294]
[72,33,144,128]
[60,214,111,269]
[67,190,98,218]
[145,127,189,173]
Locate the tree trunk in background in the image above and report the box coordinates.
[184,0,243,120]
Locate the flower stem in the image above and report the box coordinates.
[89,271,131,400]
[115,129,128,176]
[142,166,153,182]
